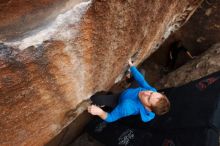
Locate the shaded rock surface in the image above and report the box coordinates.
[175,0,220,55]
[140,0,220,88]
[156,43,220,89]
[0,0,203,145]
[70,133,104,146]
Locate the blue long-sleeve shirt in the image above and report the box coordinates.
[105,66,157,123]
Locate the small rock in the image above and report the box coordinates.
[205,8,212,16]
[196,37,206,43]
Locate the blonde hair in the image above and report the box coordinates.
[151,93,170,116]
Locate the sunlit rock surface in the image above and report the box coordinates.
[0,0,203,145]
[156,43,220,89]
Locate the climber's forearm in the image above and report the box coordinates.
[88,105,107,120]
[98,111,108,120]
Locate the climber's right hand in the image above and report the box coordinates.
[128,58,134,66]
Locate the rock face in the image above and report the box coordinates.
[0,0,83,41]
[174,0,220,55]
[156,43,220,89]
[0,0,203,145]
[147,0,220,69]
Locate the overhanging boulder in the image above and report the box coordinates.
[0,0,203,145]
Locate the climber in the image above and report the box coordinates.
[87,59,170,123]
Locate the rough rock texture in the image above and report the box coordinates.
[144,0,220,70]
[46,111,92,146]
[174,0,220,55]
[0,0,83,41]
[0,0,203,145]
[156,43,220,89]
